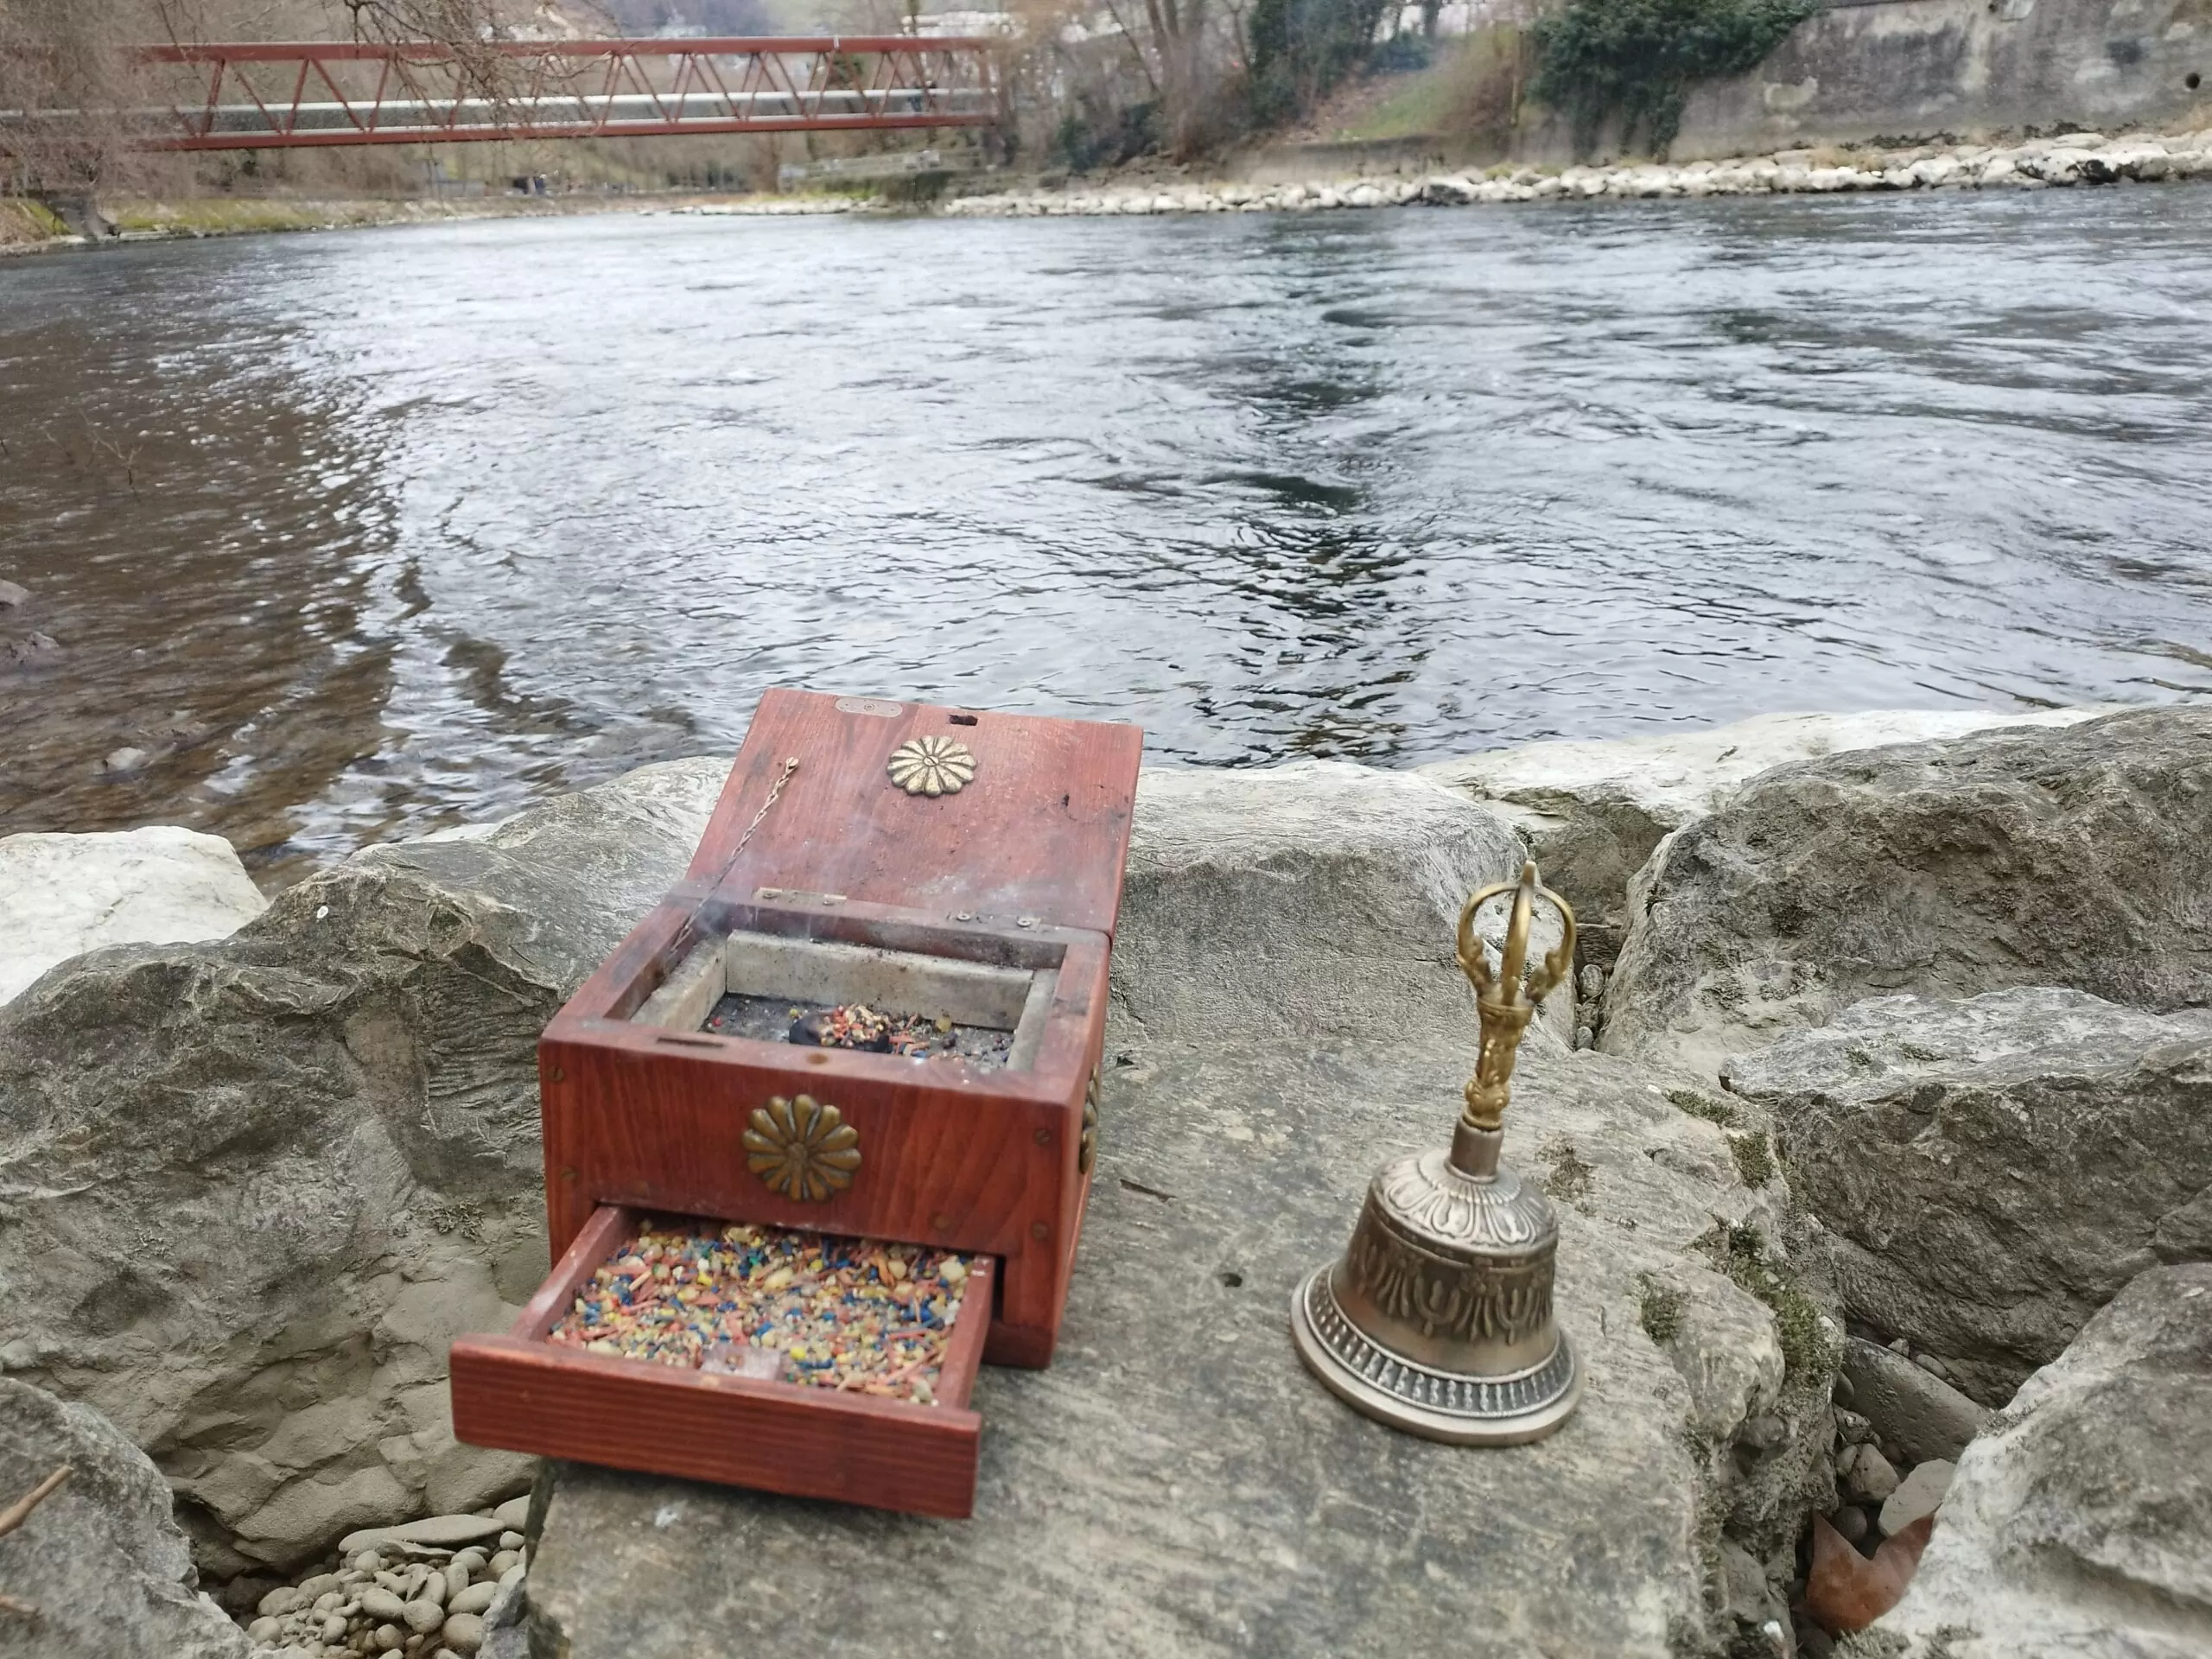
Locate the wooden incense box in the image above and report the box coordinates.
[451,688,1142,1515]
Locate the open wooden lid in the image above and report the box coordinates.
[686,688,1145,938]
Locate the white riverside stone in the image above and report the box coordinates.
[1872,1266,2212,1658]
[1418,705,2103,955]
[343,1514,511,1554]
[1880,1459,1955,1536]
[448,1580,500,1616]
[359,1587,409,1623]
[0,824,266,1004]
[1727,987,2212,1402]
[440,1611,486,1654]
[404,1597,448,1632]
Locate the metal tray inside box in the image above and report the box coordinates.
[449,1204,995,1519]
[632,926,1060,1072]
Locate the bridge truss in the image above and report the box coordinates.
[136,37,1001,150]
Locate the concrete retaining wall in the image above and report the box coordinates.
[1669,0,2212,158]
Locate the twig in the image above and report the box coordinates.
[0,1465,67,1620]
[0,1466,70,1541]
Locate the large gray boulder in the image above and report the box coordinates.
[1417,708,2101,964]
[1870,1263,2212,1659]
[1726,988,2212,1404]
[0,826,268,1006]
[522,760,1840,1659]
[0,758,729,1576]
[1599,708,2212,1077]
[0,1378,251,1659]
[1840,1337,1989,1470]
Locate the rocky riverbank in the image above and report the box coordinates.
[2,702,2208,1657]
[930,129,2212,218]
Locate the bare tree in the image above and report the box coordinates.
[0,0,584,200]
[0,0,168,196]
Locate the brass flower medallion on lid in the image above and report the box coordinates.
[744,1094,861,1202]
[887,735,976,797]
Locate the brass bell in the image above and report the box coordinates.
[1290,860,1582,1444]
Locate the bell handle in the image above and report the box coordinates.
[1455,861,1578,1009]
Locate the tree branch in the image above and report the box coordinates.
[0,1467,68,1541]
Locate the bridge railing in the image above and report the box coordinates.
[10,37,1002,151]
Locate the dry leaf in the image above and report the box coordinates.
[1803,1511,1935,1634]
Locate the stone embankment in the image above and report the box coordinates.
[927,130,2212,219]
[3,700,2209,1657]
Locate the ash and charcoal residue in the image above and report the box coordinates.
[704,995,1015,1068]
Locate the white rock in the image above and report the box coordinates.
[448,1580,500,1616]
[340,1513,509,1557]
[492,1495,531,1531]
[1880,1459,1955,1535]
[1875,1267,2212,1656]
[0,825,267,1005]
[1418,707,2106,946]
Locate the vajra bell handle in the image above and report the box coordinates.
[1453,861,1576,1143]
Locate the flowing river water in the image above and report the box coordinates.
[3,188,2210,880]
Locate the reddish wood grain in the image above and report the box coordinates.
[450,1205,994,1518]
[541,917,1109,1363]
[536,690,1139,1367]
[690,689,1143,938]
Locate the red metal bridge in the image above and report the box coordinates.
[88,38,1000,151]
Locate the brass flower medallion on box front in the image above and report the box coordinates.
[743,1094,862,1202]
[887,736,976,797]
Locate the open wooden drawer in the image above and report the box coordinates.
[450,1204,996,1520]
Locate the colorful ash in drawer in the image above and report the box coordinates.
[546,1219,969,1404]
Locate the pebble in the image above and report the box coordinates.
[1880,1458,1955,1536]
[1829,1503,1869,1543]
[492,1496,530,1531]
[238,1520,527,1659]
[447,1580,499,1617]
[101,746,149,772]
[1840,1441,1901,1503]
[546,1217,968,1401]
[339,1513,506,1556]
[0,579,29,608]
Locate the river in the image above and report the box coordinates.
[3,188,2209,879]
